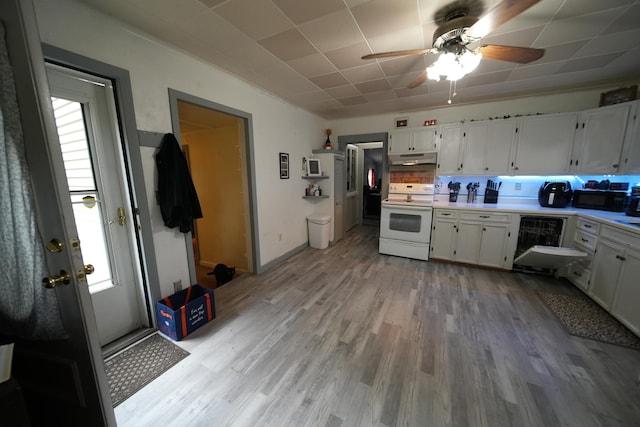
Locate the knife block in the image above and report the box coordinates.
[484,188,499,204]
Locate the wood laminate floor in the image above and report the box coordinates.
[115,225,640,427]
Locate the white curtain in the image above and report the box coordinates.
[0,21,66,342]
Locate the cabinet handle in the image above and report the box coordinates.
[483,227,486,231]
[479,215,490,218]
[442,213,452,216]
[612,163,619,168]
[514,166,519,170]
[584,224,592,228]
[581,238,589,242]
[573,271,582,277]
[616,255,626,261]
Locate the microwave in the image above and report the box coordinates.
[572,190,628,212]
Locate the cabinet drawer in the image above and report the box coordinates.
[459,211,511,222]
[574,229,598,251]
[600,225,640,248]
[577,217,600,235]
[434,209,458,219]
[567,262,590,292]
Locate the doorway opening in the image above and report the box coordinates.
[169,90,258,286]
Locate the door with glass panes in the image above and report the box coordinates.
[46,65,144,346]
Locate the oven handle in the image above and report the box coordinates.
[382,204,433,211]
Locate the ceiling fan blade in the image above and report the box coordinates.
[407,70,427,89]
[466,0,541,39]
[362,48,435,60]
[478,45,544,63]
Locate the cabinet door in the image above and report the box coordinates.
[412,127,437,153]
[462,121,490,175]
[589,238,623,310]
[621,110,640,174]
[486,119,516,175]
[389,129,412,154]
[574,103,630,173]
[611,247,640,335]
[513,112,578,174]
[438,124,464,175]
[431,218,457,260]
[455,221,482,264]
[478,223,510,268]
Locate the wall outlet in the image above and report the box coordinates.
[515,182,522,191]
[173,280,182,293]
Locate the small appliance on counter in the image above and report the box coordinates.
[538,181,573,208]
[572,189,627,212]
[626,186,640,217]
[484,179,501,204]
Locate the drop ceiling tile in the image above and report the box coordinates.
[379,55,426,77]
[134,0,209,21]
[286,54,338,77]
[364,90,399,102]
[535,40,589,63]
[602,4,640,34]
[364,26,426,55]
[215,0,293,40]
[324,42,372,70]
[341,64,386,84]
[355,79,392,93]
[387,72,425,89]
[309,72,351,89]
[272,0,346,25]
[507,62,566,81]
[199,0,226,7]
[555,52,625,74]
[325,85,361,99]
[338,95,369,105]
[352,0,421,38]
[574,29,640,57]
[185,12,253,53]
[553,0,635,21]
[394,86,428,98]
[465,70,512,87]
[478,26,545,49]
[536,8,628,47]
[489,0,564,36]
[299,10,366,51]
[473,59,516,75]
[258,29,319,61]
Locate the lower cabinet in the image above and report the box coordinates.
[431,209,513,269]
[590,225,640,335]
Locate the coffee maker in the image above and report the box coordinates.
[538,181,573,208]
[626,186,640,217]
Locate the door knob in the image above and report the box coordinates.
[42,270,71,289]
[84,264,95,275]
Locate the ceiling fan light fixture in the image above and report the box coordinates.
[427,49,482,82]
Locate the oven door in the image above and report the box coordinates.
[380,204,433,243]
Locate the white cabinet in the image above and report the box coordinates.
[389,127,437,154]
[437,124,464,175]
[511,112,578,175]
[567,217,599,292]
[589,225,640,335]
[461,119,515,175]
[571,103,631,174]
[430,209,513,269]
[621,102,640,174]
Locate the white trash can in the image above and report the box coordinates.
[307,215,331,249]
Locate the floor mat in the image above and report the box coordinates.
[537,290,640,350]
[105,333,189,406]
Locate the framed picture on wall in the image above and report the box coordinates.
[395,117,408,128]
[279,152,289,179]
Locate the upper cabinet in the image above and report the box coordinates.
[389,127,438,155]
[437,123,464,175]
[571,102,633,174]
[462,119,516,176]
[511,112,578,175]
[620,102,640,174]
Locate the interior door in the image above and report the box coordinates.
[334,156,345,241]
[46,65,144,347]
[1,0,114,424]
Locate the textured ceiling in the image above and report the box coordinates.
[75,0,640,119]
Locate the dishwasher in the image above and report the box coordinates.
[513,216,586,274]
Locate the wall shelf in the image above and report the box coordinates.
[302,195,329,199]
[302,175,329,179]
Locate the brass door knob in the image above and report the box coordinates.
[42,270,71,289]
[84,264,95,275]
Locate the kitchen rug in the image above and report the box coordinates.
[537,290,640,350]
[105,332,189,406]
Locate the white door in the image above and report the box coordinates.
[1,0,113,423]
[46,65,143,346]
[334,156,345,241]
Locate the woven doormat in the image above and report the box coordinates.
[105,333,189,406]
[537,290,640,350]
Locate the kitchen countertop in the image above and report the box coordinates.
[433,198,640,235]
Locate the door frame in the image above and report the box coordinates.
[41,44,161,326]
[168,89,260,279]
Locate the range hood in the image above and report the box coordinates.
[388,151,437,165]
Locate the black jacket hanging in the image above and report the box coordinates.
[155,133,203,233]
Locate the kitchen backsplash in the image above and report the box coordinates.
[389,164,435,184]
[436,175,640,198]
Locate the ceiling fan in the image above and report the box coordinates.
[362,0,545,96]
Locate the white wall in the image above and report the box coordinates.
[33,0,325,296]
